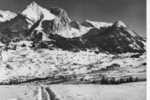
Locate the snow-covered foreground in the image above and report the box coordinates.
[0,45,146,84]
[0,82,146,100]
[0,85,38,100]
[50,82,146,100]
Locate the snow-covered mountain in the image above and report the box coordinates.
[0,1,146,84]
[0,1,146,53]
[22,2,72,37]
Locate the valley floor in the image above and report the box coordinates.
[0,82,146,100]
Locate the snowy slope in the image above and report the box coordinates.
[0,10,16,22]
[0,42,146,84]
[82,20,113,29]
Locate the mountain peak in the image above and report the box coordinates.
[30,1,38,6]
[24,1,40,12]
[113,20,127,28]
[22,1,55,23]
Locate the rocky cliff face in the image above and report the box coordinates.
[0,14,29,44]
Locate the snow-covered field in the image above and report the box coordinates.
[0,44,146,84]
[0,82,146,100]
[50,82,146,100]
[0,85,38,100]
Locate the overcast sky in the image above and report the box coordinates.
[0,0,146,37]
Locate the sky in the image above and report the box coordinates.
[0,0,146,37]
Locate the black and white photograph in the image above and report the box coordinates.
[0,0,147,100]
